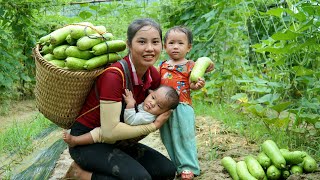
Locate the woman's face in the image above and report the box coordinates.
[129,25,162,69]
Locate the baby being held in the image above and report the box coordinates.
[63,85,179,147]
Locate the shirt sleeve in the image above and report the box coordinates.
[97,65,124,102]
[124,108,156,126]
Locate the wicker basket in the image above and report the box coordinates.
[33,44,103,129]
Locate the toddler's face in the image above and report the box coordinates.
[164,30,191,61]
[143,88,170,115]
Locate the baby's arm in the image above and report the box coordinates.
[63,130,94,147]
[123,89,136,109]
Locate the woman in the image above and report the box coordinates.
[66,18,176,179]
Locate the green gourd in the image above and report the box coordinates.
[190,57,213,82]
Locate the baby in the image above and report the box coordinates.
[63,85,179,147]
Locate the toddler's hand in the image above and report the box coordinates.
[192,77,205,90]
[205,62,215,73]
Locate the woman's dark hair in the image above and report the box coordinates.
[127,18,162,47]
[164,26,193,45]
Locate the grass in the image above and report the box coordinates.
[193,100,320,162]
[0,113,53,157]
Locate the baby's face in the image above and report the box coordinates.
[143,88,170,115]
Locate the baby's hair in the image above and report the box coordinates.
[164,26,193,45]
[157,85,179,110]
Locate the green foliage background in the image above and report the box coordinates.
[0,0,319,138]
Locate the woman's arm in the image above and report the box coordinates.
[90,100,157,143]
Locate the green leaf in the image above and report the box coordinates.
[256,94,280,105]
[267,82,282,88]
[300,113,319,125]
[79,11,93,20]
[253,77,268,84]
[265,8,284,18]
[297,19,314,32]
[249,87,271,93]
[247,104,265,117]
[0,78,13,88]
[235,79,253,83]
[292,66,314,76]
[230,93,247,101]
[284,9,306,22]
[89,5,99,11]
[274,116,290,128]
[202,9,216,21]
[301,4,320,16]
[21,73,31,82]
[270,102,291,113]
[271,30,302,40]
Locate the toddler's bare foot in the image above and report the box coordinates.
[64,162,92,180]
[62,130,76,147]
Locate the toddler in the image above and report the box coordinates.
[159,26,214,180]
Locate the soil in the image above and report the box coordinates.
[1,100,319,180]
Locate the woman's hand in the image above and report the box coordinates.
[153,110,173,129]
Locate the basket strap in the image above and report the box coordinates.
[76,65,126,120]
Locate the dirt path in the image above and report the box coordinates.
[1,100,319,179]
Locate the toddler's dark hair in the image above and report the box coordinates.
[158,85,180,110]
[164,26,193,45]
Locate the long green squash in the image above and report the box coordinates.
[190,57,213,82]
[43,54,55,61]
[65,46,94,60]
[49,26,71,46]
[244,155,266,180]
[302,154,318,173]
[221,156,239,180]
[84,53,122,70]
[65,57,87,70]
[266,165,281,180]
[257,152,271,169]
[236,161,258,180]
[53,45,69,60]
[77,33,113,51]
[38,34,51,45]
[280,149,306,165]
[91,40,126,55]
[70,25,107,40]
[66,34,77,46]
[261,140,286,169]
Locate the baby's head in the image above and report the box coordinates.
[143,85,179,116]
